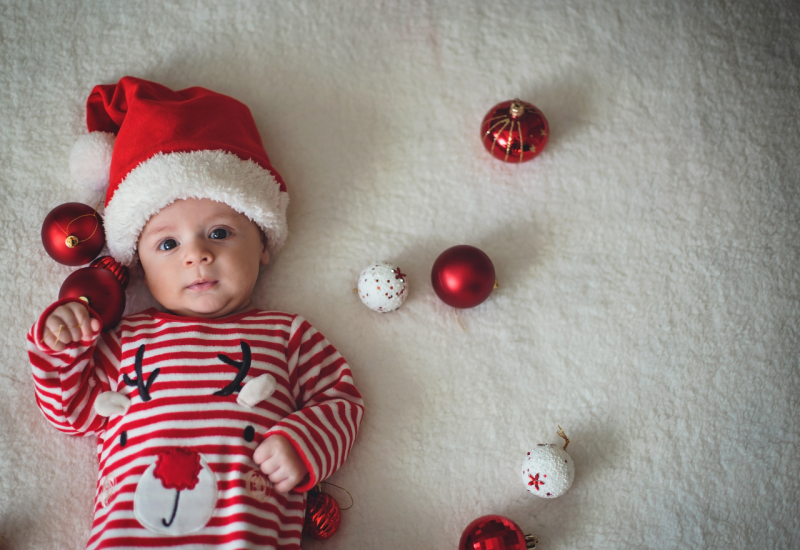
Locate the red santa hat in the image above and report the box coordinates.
[69,76,289,266]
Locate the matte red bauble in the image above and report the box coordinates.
[303,488,341,540]
[41,202,105,265]
[59,267,125,330]
[459,515,538,550]
[90,256,130,290]
[480,99,549,163]
[431,245,496,308]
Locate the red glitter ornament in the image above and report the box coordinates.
[431,245,496,308]
[303,487,341,540]
[59,265,126,330]
[90,256,130,290]
[480,99,549,163]
[459,515,538,550]
[41,202,105,265]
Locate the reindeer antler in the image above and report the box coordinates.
[122,344,160,402]
[214,341,252,397]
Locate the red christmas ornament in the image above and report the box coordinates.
[59,266,126,330]
[41,202,105,265]
[90,256,130,290]
[459,515,538,550]
[480,99,549,163]
[431,245,496,308]
[303,487,342,540]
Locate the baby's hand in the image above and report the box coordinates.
[41,302,101,352]
[253,434,309,494]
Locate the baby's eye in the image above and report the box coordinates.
[159,238,178,251]
[209,228,230,240]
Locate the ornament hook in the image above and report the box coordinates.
[557,425,569,450]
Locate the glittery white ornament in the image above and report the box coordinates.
[521,443,575,499]
[357,262,408,313]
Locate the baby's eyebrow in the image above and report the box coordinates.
[140,222,176,238]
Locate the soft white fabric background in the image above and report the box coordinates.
[1,1,798,548]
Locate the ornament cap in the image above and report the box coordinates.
[65,235,79,248]
[509,99,525,118]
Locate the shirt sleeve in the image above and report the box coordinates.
[27,298,122,437]
[265,315,365,492]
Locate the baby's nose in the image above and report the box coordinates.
[184,241,214,264]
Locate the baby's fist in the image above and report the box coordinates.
[253,434,308,494]
[41,302,101,352]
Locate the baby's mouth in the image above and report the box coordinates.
[187,279,219,291]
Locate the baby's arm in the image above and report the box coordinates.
[28,299,119,436]
[259,315,364,494]
[253,434,309,494]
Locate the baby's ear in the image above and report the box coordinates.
[259,232,270,266]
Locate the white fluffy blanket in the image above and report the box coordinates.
[1,1,798,548]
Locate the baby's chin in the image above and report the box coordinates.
[164,296,252,319]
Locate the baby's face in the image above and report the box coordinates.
[137,198,270,318]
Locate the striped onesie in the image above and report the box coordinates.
[28,301,364,549]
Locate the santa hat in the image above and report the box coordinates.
[69,76,289,266]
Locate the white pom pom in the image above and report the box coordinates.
[69,131,115,193]
[94,391,130,417]
[521,444,575,498]
[358,262,409,313]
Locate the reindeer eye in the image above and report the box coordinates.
[120,431,128,447]
[243,425,255,442]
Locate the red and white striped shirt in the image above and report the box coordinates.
[28,300,364,550]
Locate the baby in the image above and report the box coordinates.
[27,77,364,550]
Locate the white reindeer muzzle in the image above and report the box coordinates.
[133,448,218,535]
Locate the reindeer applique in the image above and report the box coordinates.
[94,341,278,535]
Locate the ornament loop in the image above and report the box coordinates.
[319,481,354,510]
[557,425,569,450]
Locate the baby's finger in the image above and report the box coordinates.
[45,314,73,344]
[273,473,299,494]
[253,440,276,465]
[267,468,290,489]
[63,302,100,342]
[48,308,82,344]
[41,322,68,351]
[259,455,281,477]
[70,304,97,342]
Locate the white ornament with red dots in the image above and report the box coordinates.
[358,262,408,312]
[521,444,574,499]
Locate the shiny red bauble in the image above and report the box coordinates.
[90,256,130,290]
[480,99,549,163]
[459,515,533,550]
[41,202,105,265]
[303,489,341,540]
[431,245,495,308]
[59,266,125,330]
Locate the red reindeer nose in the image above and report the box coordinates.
[153,448,202,491]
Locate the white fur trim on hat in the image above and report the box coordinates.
[69,132,116,193]
[104,150,289,266]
